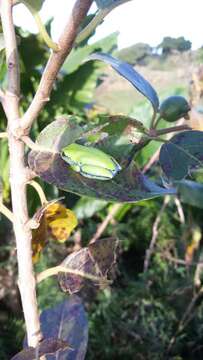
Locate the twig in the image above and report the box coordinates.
[20,0,94,132]
[36,265,110,285]
[148,125,192,139]
[144,196,170,272]
[27,180,47,205]
[89,203,121,244]
[142,147,160,174]
[174,197,185,224]
[167,286,203,354]
[0,202,14,222]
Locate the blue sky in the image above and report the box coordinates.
[13,0,203,49]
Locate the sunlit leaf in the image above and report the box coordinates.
[40,296,88,360]
[46,203,78,243]
[36,116,83,152]
[184,225,201,265]
[159,131,203,180]
[87,52,159,112]
[11,338,70,360]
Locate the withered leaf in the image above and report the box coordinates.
[11,338,70,360]
[58,238,118,294]
[58,248,99,294]
[88,237,118,277]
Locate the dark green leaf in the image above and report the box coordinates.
[40,297,88,360]
[87,53,159,112]
[28,117,175,201]
[28,151,174,202]
[178,180,203,209]
[159,131,203,180]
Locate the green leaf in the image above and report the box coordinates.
[36,116,83,151]
[63,32,118,74]
[87,53,159,112]
[159,131,203,180]
[178,180,203,209]
[28,118,175,202]
[21,0,45,12]
[40,297,88,360]
[74,197,107,219]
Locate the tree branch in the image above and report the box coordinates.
[89,203,121,244]
[20,0,93,132]
[1,0,41,347]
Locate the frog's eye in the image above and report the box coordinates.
[80,164,114,180]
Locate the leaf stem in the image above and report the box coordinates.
[76,0,132,44]
[32,12,59,52]
[27,180,47,205]
[36,265,110,285]
[0,202,14,222]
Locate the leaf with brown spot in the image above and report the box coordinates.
[58,248,99,294]
[46,203,78,243]
[58,238,117,294]
[11,338,71,360]
[88,237,118,277]
[31,201,77,263]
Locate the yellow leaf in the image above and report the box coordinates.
[31,202,78,263]
[32,214,47,264]
[45,203,78,243]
